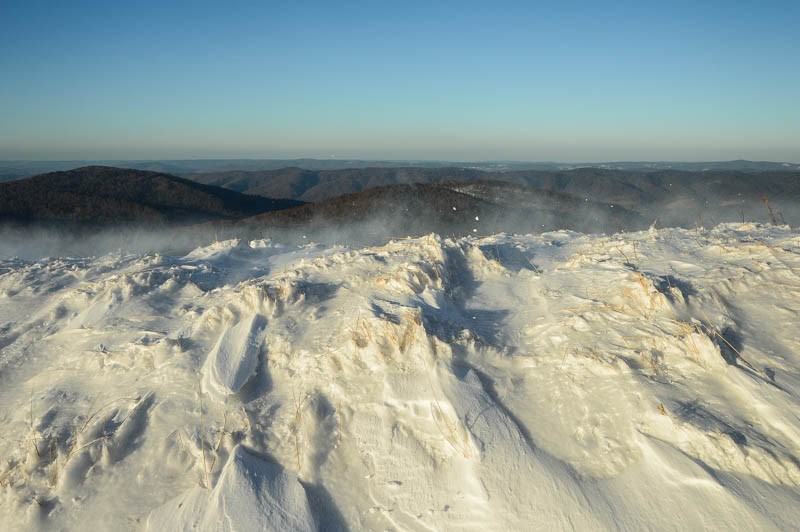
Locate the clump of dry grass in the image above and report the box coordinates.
[347,312,372,350]
[196,388,242,489]
[5,392,141,491]
[674,321,704,365]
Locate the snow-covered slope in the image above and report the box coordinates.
[1,224,799,530]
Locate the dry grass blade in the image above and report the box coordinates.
[698,309,764,377]
[198,386,209,489]
[30,390,40,458]
[761,194,779,225]
[292,389,309,473]
[206,411,228,477]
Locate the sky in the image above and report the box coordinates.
[1,0,798,162]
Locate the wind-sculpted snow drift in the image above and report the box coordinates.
[1,224,800,530]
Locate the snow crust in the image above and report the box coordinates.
[1,223,800,530]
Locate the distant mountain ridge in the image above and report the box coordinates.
[2,165,799,237]
[187,167,490,202]
[2,159,798,182]
[186,166,800,223]
[0,166,302,224]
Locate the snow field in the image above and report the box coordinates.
[0,224,799,530]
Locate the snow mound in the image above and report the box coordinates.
[183,238,246,261]
[145,445,315,531]
[203,314,267,396]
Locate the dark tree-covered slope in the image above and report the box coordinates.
[245,180,645,235]
[0,166,303,224]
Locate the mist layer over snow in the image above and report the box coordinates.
[1,224,800,530]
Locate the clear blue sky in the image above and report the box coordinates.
[1,0,798,162]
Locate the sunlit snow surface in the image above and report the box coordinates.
[1,224,800,530]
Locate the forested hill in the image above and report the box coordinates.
[0,166,303,224]
[246,180,645,235]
